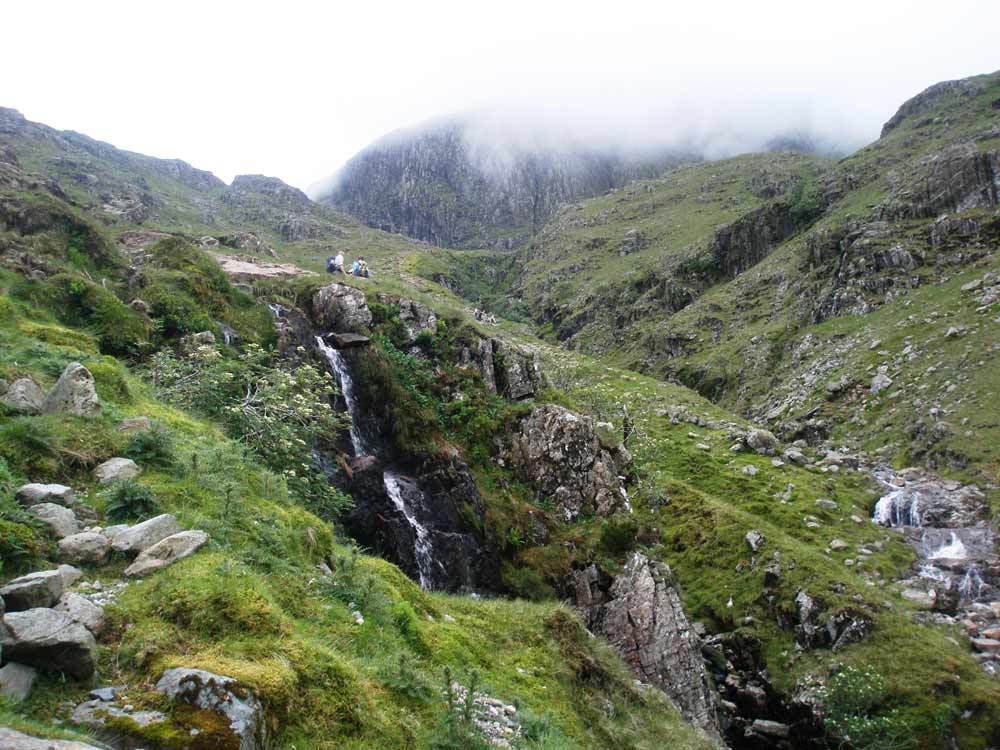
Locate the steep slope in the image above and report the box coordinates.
[315,117,693,249]
[420,71,1000,484]
[0,106,431,272]
[0,169,713,749]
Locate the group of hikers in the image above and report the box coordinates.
[326,251,370,278]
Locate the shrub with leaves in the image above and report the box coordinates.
[816,665,915,750]
[123,422,177,468]
[143,344,351,517]
[103,480,162,522]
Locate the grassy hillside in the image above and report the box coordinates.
[0,211,711,749]
[413,71,1000,486]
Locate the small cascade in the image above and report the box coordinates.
[315,336,365,455]
[929,532,968,560]
[869,467,1000,658]
[384,473,437,588]
[315,334,440,589]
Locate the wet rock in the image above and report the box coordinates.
[568,553,719,735]
[54,592,106,635]
[58,531,111,565]
[750,719,790,738]
[270,303,313,354]
[312,282,372,332]
[29,502,79,538]
[41,362,101,415]
[15,482,76,507]
[0,608,98,679]
[111,513,182,556]
[1,377,44,414]
[325,332,370,348]
[0,728,106,749]
[93,456,141,484]
[505,404,628,521]
[124,529,209,578]
[155,667,271,750]
[0,661,37,702]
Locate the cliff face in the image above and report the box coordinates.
[316,119,690,249]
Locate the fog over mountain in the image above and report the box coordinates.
[3,1,998,190]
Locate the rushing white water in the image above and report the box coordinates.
[384,472,436,589]
[872,488,921,527]
[315,335,366,455]
[930,532,968,560]
[315,334,437,589]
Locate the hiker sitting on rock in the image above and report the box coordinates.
[351,256,370,278]
[327,251,345,274]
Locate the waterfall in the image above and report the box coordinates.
[384,473,436,589]
[929,532,968,560]
[870,470,995,607]
[315,336,365,455]
[315,335,438,589]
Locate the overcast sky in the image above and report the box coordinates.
[3,0,998,191]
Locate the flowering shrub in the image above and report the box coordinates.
[816,665,915,750]
[143,344,351,517]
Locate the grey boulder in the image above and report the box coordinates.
[1,377,45,414]
[0,608,98,679]
[124,530,209,578]
[41,362,101,416]
[0,569,64,610]
[111,513,181,556]
[93,457,141,484]
[29,502,79,538]
[15,482,76,507]
[0,728,105,749]
[58,531,111,565]
[55,592,106,635]
[0,661,38,702]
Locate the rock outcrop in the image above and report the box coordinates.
[459,337,543,399]
[318,117,684,249]
[568,553,719,736]
[712,201,796,278]
[155,667,272,750]
[312,282,372,332]
[504,404,629,521]
[40,363,100,416]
